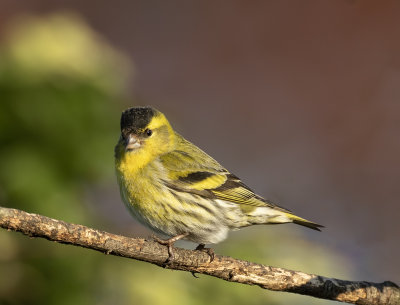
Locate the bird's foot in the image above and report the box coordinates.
[195,243,215,262]
[191,243,215,277]
[152,233,189,265]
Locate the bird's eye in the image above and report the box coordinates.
[145,129,153,137]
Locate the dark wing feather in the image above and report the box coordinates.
[160,134,289,212]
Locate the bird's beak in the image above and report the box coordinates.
[125,134,141,151]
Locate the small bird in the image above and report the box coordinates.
[115,106,323,260]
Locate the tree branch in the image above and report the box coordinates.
[0,206,398,305]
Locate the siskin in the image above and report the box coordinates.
[115,107,323,259]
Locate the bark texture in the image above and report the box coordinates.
[0,206,399,305]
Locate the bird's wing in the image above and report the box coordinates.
[160,134,290,212]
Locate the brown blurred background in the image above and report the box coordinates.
[0,1,399,304]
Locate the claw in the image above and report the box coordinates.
[191,272,200,278]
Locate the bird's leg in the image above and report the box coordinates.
[195,243,215,262]
[153,233,189,264]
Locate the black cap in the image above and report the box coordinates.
[120,106,156,133]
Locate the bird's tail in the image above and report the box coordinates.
[248,206,324,231]
[286,213,324,231]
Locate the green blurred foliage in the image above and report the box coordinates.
[0,13,351,305]
[0,13,129,221]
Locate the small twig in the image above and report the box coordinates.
[0,206,398,305]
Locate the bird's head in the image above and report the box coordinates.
[115,106,175,165]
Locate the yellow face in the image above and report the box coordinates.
[115,107,175,172]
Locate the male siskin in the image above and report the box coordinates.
[115,107,322,256]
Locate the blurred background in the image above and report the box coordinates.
[0,1,399,305]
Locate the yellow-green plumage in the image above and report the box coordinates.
[115,107,322,245]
